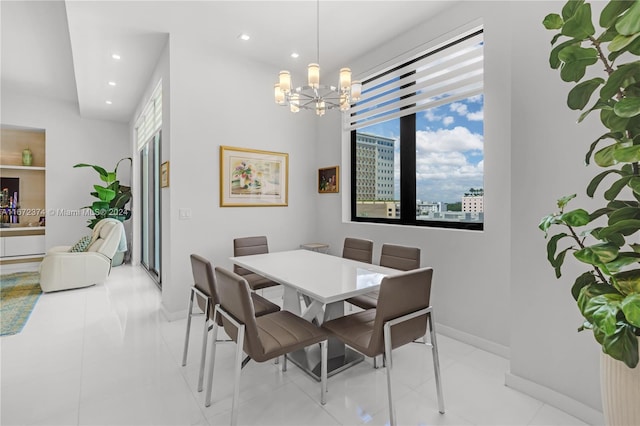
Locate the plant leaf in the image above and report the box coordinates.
[587,169,623,196]
[577,283,621,319]
[615,0,640,36]
[585,132,622,164]
[557,194,577,209]
[571,271,597,301]
[73,163,108,178]
[562,0,585,21]
[600,63,640,99]
[599,219,640,238]
[543,13,564,30]
[561,3,595,39]
[620,294,640,327]
[567,78,604,110]
[93,185,116,203]
[549,38,581,69]
[600,108,630,133]
[560,208,591,226]
[600,1,636,28]
[613,98,640,118]
[604,176,632,200]
[609,32,640,52]
[601,322,639,368]
[585,294,623,336]
[604,252,640,273]
[612,269,640,295]
[558,46,599,82]
[574,243,620,265]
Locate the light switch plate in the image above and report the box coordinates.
[179,208,192,220]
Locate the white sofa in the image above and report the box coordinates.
[39,219,124,292]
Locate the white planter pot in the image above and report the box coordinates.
[600,341,640,426]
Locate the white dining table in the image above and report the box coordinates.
[230,249,401,380]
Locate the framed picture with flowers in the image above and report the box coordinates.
[220,146,289,207]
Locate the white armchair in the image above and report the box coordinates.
[39,219,124,292]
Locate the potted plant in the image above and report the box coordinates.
[74,157,132,265]
[539,0,640,423]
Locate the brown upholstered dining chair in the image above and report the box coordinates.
[232,236,279,290]
[205,267,328,425]
[342,237,374,263]
[182,254,280,392]
[322,267,444,426]
[347,244,421,310]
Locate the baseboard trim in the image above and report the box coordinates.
[505,372,604,425]
[435,323,510,359]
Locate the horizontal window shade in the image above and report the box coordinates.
[348,29,483,131]
[136,80,162,150]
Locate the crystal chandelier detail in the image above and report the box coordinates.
[273,0,361,116]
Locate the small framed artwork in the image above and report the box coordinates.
[160,161,170,188]
[318,166,339,193]
[220,146,289,207]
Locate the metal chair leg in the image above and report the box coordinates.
[282,354,287,372]
[320,340,328,405]
[181,288,195,366]
[231,325,245,426]
[383,322,396,426]
[429,312,445,414]
[197,301,210,392]
[205,307,220,407]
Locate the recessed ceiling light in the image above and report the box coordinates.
[105,100,113,105]
[290,52,300,59]
[238,33,250,41]
[108,81,116,86]
[112,54,121,60]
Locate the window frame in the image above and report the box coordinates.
[349,29,484,232]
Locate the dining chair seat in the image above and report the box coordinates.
[182,254,280,394]
[206,266,329,425]
[322,267,444,426]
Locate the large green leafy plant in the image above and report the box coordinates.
[74,157,132,229]
[540,0,640,368]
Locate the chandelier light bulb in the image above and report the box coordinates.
[274,83,285,105]
[339,68,352,91]
[290,93,300,113]
[351,81,362,101]
[316,100,326,116]
[339,94,350,111]
[308,63,320,89]
[279,71,291,94]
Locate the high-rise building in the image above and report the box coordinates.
[462,189,484,213]
[355,132,395,200]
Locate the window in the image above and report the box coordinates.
[349,27,484,230]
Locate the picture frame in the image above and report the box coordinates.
[160,161,170,188]
[318,166,339,193]
[220,146,288,207]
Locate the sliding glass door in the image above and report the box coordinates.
[140,131,161,285]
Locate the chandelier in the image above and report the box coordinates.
[273,0,361,116]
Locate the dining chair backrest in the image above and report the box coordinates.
[233,236,269,276]
[368,267,433,355]
[214,266,264,357]
[342,237,374,264]
[379,244,421,271]
[190,254,217,314]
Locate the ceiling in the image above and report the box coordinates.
[1,1,455,124]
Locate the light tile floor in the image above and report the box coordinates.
[1,265,589,426]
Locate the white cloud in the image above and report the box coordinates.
[467,94,484,103]
[424,109,443,122]
[467,109,484,121]
[416,126,483,153]
[442,116,454,126]
[450,102,468,116]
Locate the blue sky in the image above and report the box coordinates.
[360,94,484,203]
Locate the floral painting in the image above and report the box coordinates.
[220,146,288,206]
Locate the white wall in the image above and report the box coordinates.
[1,89,129,248]
[316,1,604,423]
[155,31,320,317]
[508,1,605,421]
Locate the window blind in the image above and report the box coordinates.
[136,80,163,150]
[347,28,483,131]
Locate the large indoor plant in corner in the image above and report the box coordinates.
[539,1,640,424]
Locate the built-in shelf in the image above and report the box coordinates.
[0,226,46,233]
[0,164,46,171]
